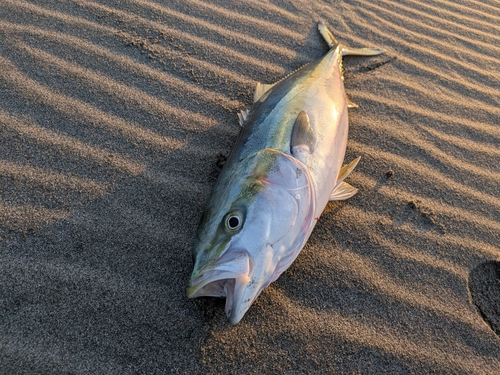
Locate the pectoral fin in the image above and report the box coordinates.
[290,110,316,158]
[329,181,358,201]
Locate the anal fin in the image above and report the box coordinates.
[329,156,361,201]
[329,181,358,201]
[338,156,361,183]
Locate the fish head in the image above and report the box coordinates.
[187,148,315,324]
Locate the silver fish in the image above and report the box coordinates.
[187,22,384,324]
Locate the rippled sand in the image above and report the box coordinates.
[1,0,499,373]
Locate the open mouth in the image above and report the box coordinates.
[187,251,251,319]
[187,273,237,317]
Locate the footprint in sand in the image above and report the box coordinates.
[469,261,500,337]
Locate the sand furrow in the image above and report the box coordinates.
[413,0,500,30]
[128,0,296,59]
[0,21,242,112]
[175,0,304,38]
[2,0,115,35]
[355,114,500,183]
[327,247,474,325]
[80,1,285,75]
[0,55,185,152]
[115,30,258,90]
[287,305,497,373]
[348,53,499,106]
[17,43,215,132]
[0,110,145,175]
[421,127,500,158]
[352,8,500,81]
[375,0,500,39]
[367,73,500,118]
[0,160,109,196]
[351,90,500,140]
[0,200,70,233]
[1,3,259,92]
[350,140,500,212]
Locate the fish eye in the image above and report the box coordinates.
[224,211,244,232]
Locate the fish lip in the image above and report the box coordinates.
[186,270,243,298]
[186,250,251,298]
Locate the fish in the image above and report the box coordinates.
[187,22,385,324]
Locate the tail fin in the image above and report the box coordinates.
[318,22,385,56]
[342,46,386,56]
[318,22,339,49]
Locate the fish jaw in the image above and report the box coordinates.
[226,244,276,324]
[187,250,250,299]
[186,247,275,324]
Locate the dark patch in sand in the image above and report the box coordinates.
[469,261,500,337]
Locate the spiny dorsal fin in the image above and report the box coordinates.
[291,110,316,156]
[238,109,250,127]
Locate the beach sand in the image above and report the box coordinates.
[1,0,499,373]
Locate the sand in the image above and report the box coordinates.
[1,0,499,373]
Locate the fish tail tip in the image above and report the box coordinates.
[317,21,338,49]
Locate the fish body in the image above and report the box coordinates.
[187,22,384,324]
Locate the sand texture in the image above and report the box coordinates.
[1,0,500,373]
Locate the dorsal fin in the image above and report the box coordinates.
[238,109,250,126]
[291,110,316,156]
[253,62,310,104]
[253,82,275,103]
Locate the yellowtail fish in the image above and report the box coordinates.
[187,22,385,324]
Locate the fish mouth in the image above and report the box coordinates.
[187,251,257,324]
